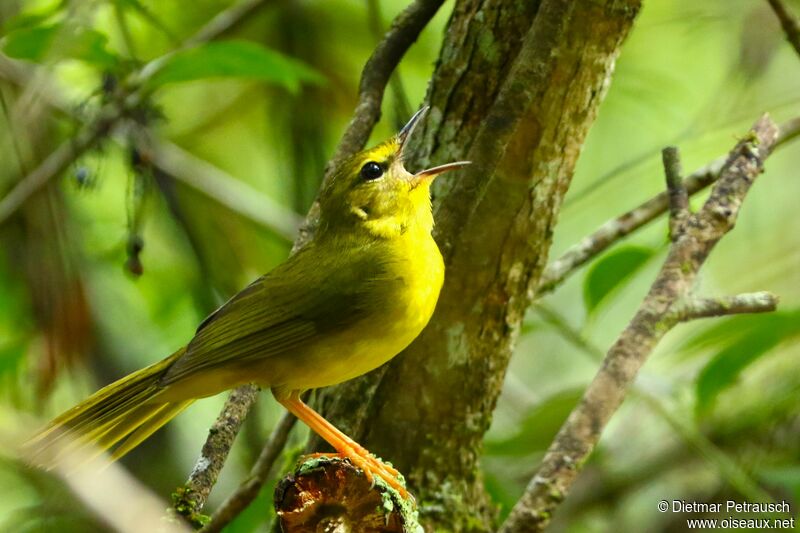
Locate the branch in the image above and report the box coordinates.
[173,384,260,528]
[535,304,780,508]
[662,145,688,239]
[273,457,420,532]
[670,292,778,321]
[184,0,272,48]
[766,0,800,57]
[200,412,296,533]
[0,114,115,224]
[325,0,445,172]
[301,3,642,528]
[0,0,275,226]
[366,0,413,127]
[145,139,302,241]
[182,0,446,519]
[15,429,192,533]
[296,0,444,248]
[499,115,780,533]
[536,116,800,294]
[0,57,302,240]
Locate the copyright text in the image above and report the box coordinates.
[657,499,795,530]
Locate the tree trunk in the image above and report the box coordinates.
[309,1,641,529]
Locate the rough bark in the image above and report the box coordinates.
[499,115,780,532]
[308,1,641,529]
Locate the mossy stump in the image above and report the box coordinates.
[274,456,421,532]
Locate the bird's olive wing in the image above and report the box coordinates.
[160,242,398,385]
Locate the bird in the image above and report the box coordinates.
[27,107,469,498]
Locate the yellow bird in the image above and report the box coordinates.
[28,108,469,496]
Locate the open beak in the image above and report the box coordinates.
[397,106,429,156]
[409,160,471,189]
[397,106,471,187]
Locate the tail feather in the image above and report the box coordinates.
[93,403,167,452]
[111,401,192,460]
[26,347,191,467]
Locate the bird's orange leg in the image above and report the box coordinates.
[277,391,409,500]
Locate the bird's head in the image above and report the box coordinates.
[319,108,469,239]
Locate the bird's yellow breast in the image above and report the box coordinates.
[275,229,444,391]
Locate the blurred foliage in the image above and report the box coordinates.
[145,40,324,91]
[0,0,799,531]
[3,23,118,68]
[582,245,658,315]
[688,309,800,418]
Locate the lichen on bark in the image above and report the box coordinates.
[274,456,422,532]
[308,0,642,530]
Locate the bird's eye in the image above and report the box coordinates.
[360,161,384,181]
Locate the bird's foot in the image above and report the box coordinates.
[308,450,411,502]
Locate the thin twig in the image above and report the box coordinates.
[366,0,413,127]
[12,419,192,533]
[176,0,442,512]
[0,115,115,224]
[295,0,445,248]
[184,0,446,517]
[173,385,261,527]
[500,115,780,533]
[536,116,800,294]
[766,0,800,57]
[325,0,445,173]
[671,292,779,321]
[139,0,276,82]
[0,56,301,240]
[114,3,138,60]
[200,413,297,533]
[120,0,179,45]
[0,0,275,225]
[186,0,272,47]
[146,140,302,241]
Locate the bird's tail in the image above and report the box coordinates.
[26,347,193,467]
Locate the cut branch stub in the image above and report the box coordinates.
[662,145,689,240]
[274,457,421,533]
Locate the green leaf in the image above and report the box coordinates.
[485,388,584,456]
[695,310,800,417]
[1,3,62,34]
[2,25,56,61]
[582,245,655,314]
[146,40,325,93]
[2,23,118,68]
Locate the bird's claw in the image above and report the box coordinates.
[308,449,412,503]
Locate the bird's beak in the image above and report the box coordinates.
[397,106,429,156]
[397,106,471,188]
[410,161,471,189]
